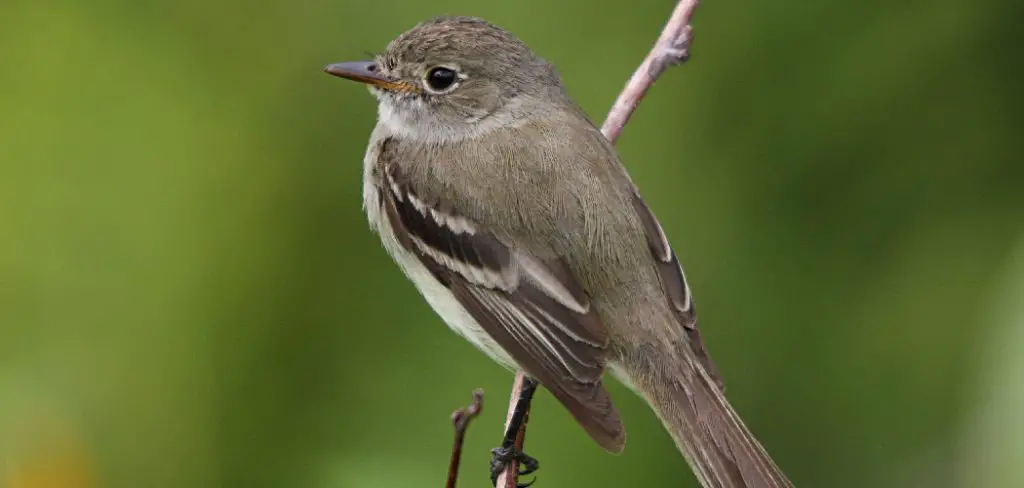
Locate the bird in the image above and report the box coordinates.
[324,15,794,488]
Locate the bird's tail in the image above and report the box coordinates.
[623,348,794,488]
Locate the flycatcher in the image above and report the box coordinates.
[325,16,794,488]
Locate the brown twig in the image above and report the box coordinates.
[446,389,484,488]
[493,2,700,486]
[602,0,699,143]
[493,372,532,488]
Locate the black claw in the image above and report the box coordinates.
[489,446,540,487]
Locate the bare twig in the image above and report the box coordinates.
[493,372,533,488]
[494,2,700,486]
[447,389,485,488]
[602,0,699,143]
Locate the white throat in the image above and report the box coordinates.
[375,94,536,144]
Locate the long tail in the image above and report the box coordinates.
[623,348,794,488]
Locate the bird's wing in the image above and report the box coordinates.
[629,190,724,388]
[379,161,625,452]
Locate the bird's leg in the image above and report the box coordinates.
[490,376,540,487]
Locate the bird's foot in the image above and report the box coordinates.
[489,446,539,487]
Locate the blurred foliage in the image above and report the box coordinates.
[1,0,1021,487]
[956,235,1024,488]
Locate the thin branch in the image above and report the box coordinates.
[446,389,485,488]
[494,1,700,486]
[493,372,533,488]
[602,0,699,143]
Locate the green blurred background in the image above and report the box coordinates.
[1,0,1022,486]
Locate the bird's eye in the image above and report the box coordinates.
[424,67,458,92]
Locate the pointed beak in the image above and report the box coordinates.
[323,61,420,94]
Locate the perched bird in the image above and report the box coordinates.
[324,16,794,488]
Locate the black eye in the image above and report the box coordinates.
[425,67,457,91]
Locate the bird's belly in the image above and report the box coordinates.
[365,186,517,370]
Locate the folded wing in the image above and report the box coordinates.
[380,161,625,451]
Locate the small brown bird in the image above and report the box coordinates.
[325,16,794,488]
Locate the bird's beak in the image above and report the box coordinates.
[323,61,420,94]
